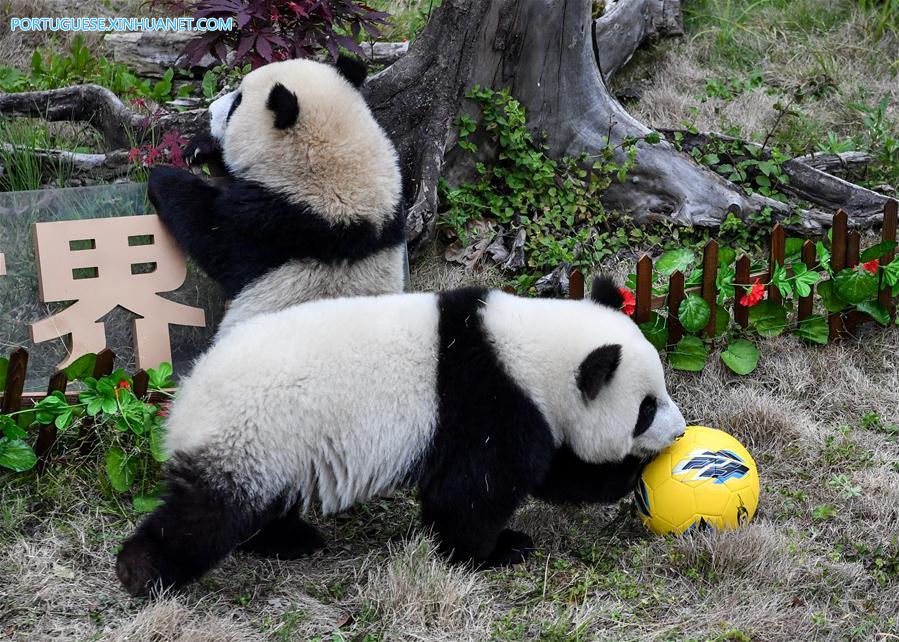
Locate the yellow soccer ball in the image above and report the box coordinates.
[634,426,760,535]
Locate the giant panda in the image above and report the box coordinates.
[147,56,405,334]
[116,277,686,596]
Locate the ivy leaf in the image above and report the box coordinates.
[105,447,137,493]
[655,249,696,276]
[860,241,898,262]
[644,132,661,144]
[795,315,829,344]
[133,495,164,513]
[785,238,804,261]
[716,266,735,303]
[639,312,669,351]
[678,294,711,333]
[669,336,708,372]
[34,391,71,425]
[771,262,791,299]
[833,268,878,305]
[0,437,37,472]
[685,268,703,288]
[0,357,7,390]
[749,300,788,337]
[816,241,831,273]
[1,414,26,440]
[63,353,96,381]
[149,421,169,463]
[856,301,890,326]
[817,280,847,312]
[721,339,760,375]
[54,410,74,431]
[792,264,820,298]
[882,260,899,287]
[714,304,730,337]
[147,362,175,390]
[718,246,736,268]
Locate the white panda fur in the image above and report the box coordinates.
[116,278,686,596]
[147,56,406,337]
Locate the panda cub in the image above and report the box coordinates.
[147,56,405,334]
[116,277,686,596]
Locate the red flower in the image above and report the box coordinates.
[862,259,879,274]
[619,287,636,316]
[117,380,131,390]
[156,402,170,418]
[739,278,765,307]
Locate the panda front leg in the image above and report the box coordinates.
[238,509,326,560]
[115,457,275,597]
[418,480,536,568]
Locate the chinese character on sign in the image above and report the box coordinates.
[30,215,206,369]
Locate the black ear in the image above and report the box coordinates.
[335,54,367,88]
[590,275,624,310]
[577,344,621,401]
[266,83,299,130]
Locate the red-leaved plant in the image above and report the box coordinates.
[153,0,389,67]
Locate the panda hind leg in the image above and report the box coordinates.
[239,509,326,560]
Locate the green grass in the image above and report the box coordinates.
[368,0,443,41]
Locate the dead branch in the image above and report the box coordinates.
[0,84,207,149]
[663,129,890,227]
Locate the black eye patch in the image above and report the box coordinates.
[633,396,657,437]
[226,92,242,123]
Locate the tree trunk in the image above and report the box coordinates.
[365,0,756,253]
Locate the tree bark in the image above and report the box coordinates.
[366,0,758,252]
[594,0,683,81]
[0,85,207,149]
[0,0,888,250]
[667,129,891,226]
[0,145,132,181]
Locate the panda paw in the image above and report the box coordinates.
[116,532,185,597]
[483,529,535,568]
[238,515,326,560]
[183,132,221,166]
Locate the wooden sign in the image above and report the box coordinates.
[29,215,206,369]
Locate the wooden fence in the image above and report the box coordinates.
[3,200,898,471]
[0,347,164,471]
[569,201,899,343]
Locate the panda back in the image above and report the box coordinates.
[163,292,440,511]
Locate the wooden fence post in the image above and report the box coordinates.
[569,269,585,300]
[798,240,816,322]
[879,199,898,318]
[768,224,785,304]
[133,370,150,399]
[635,256,652,324]
[845,229,862,334]
[667,270,685,347]
[35,371,67,472]
[701,239,718,337]
[79,348,116,456]
[1,348,28,415]
[734,255,750,328]
[829,210,848,339]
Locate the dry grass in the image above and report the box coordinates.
[3,0,899,639]
[614,0,899,155]
[3,261,899,641]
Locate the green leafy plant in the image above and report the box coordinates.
[0,35,193,104]
[439,86,650,291]
[0,358,174,512]
[628,229,899,376]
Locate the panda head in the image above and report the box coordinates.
[206,56,401,225]
[559,276,686,462]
